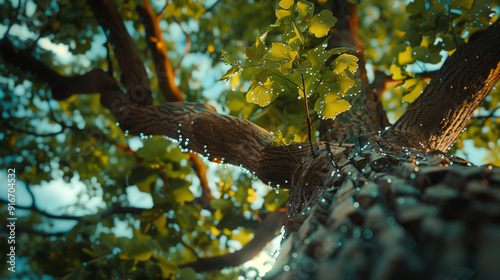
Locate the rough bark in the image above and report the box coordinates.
[391,20,500,152]
[266,136,500,280]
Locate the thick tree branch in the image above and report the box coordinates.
[136,0,214,206]
[116,102,332,187]
[180,208,287,272]
[390,20,500,152]
[86,0,152,105]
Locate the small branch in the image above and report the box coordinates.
[158,0,169,19]
[189,152,215,211]
[0,121,63,137]
[0,198,148,221]
[172,15,191,74]
[205,0,222,12]
[4,0,22,37]
[136,0,184,102]
[16,226,69,237]
[179,208,287,272]
[174,228,200,260]
[472,108,499,120]
[0,37,121,102]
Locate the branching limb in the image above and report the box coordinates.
[117,102,329,187]
[0,37,120,101]
[136,0,214,204]
[390,20,500,152]
[86,0,152,105]
[0,198,148,221]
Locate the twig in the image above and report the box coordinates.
[301,74,314,155]
[172,15,191,74]
[174,228,200,260]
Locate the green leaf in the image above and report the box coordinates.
[296,0,314,24]
[60,23,77,37]
[264,43,298,74]
[175,205,201,228]
[177,268,197,280]
[307,44,355,67]
[210,199,233,210]
[128,167,157,193]
[136,138,169,161]
[157,258,180,278]
[308,10,337,38]
[246,31,267,59]
[169,178,194,204]
[220,49,236,65]
[263,189,289,211]
[246,70,281,106]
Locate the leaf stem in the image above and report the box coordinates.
[268,69,301,88]
[301,74,314,155]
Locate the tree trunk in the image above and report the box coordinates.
[266,134,500,279]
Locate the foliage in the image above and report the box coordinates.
[219,0,362,121]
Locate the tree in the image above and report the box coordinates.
[1,0,500,279]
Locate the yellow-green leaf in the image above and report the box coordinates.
[403,80,427,103]
[279,0,294,9]
[246,79,278,106]
[315,96,351,119]
[264,43,298,74]
[152,214,167,231]
[398,46,416,65]
[276,9,292,20]
[333,54,358,75]
[297,0,314,23]
[220,49,236,65]
[231,72,241,90]
[218,65,240,82]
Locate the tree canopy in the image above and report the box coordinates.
[1,0,500,279]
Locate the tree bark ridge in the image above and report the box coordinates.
[391,20,500,152]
